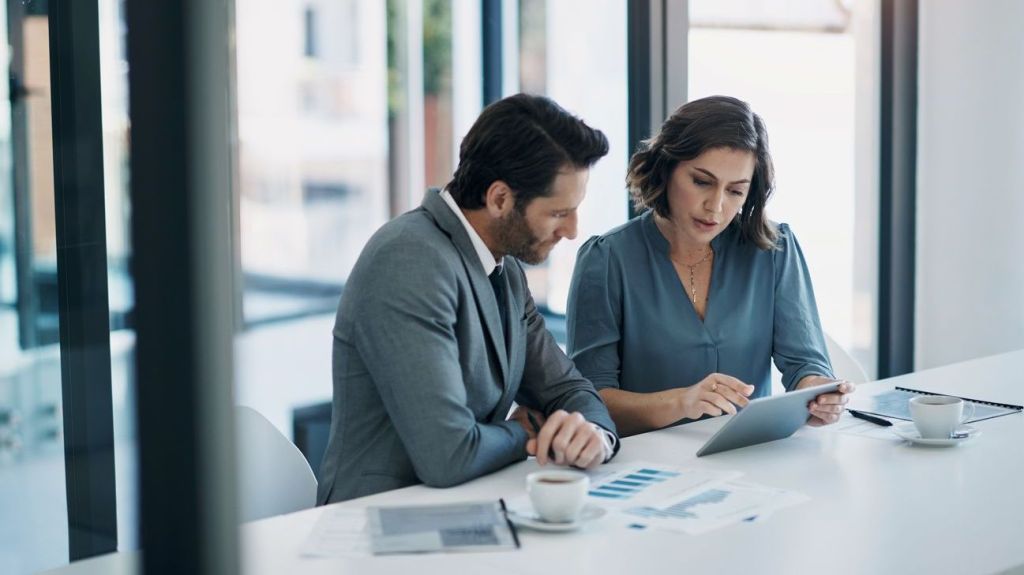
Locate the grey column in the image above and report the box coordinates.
[126,0,239,573]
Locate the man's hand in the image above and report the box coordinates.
[528,410,605,470]
[796,375,856,426]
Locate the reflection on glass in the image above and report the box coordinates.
[0,14,12,311]
[0,2,69,573]
[98,0,138,553]
[98,0,133,333]
[19,7,57,349]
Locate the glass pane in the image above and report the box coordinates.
[0,16,12,311]
[232,0,390,460]
[236,0,389,326]
[688,0,878,376]
[518,0,630,318]
[0,3,69,572]
[423,0,453,189]
[98,0,138,553]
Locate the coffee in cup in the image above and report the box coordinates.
[526,470,589,523]
[909,395,975,439]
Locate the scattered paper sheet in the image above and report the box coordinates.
[300,463,808,550]
[299,507,372,558]
[621,480,809,535]
[823,412,899,440]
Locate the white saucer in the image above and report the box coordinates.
[892,423,981,446]
[507,505,606,532]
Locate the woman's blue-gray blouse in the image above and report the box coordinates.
[566,210,833,402]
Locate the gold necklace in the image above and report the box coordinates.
[675,248,712,304]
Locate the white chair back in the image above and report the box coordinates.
[235,406,317,522]
[824,333,869,383]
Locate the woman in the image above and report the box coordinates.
[566,95,853,437]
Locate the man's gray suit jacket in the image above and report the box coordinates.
[316,189,618,504]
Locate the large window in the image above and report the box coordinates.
[225,0,629,484]
[235,0,390,325]
[231,0,480,441]
[0,3,892,571]
[232,0,476,318]
[688,0,880,377]
[516,0,630,316]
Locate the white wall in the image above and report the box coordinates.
[916,0,1024,369]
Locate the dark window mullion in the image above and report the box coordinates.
[627,0,652,220]
[47,0,118,561]
[482,0,502,105]
[627,0,688,220]
[878,0,918,378]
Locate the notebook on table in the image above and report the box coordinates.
[856,387,1022,424]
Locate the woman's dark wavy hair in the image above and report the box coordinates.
[446,93,609,211]
[627,95,778,250]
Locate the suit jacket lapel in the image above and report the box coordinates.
[421,190,510,384]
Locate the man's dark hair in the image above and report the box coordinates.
[446,93,609,210]
[627,95,778,250]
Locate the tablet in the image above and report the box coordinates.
[695,381,842,457]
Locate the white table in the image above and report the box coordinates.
[46,350,1024,575]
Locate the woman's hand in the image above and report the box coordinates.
[676,373,755,420]
[796,375,856,426]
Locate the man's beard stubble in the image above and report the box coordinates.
[493,207,547,265]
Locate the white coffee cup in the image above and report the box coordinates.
[909,396,975,439]
[526,470,589,523]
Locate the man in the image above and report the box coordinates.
[317,94,619,503]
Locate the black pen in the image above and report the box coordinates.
[499,498,521,549]
[526,412,542,434]
[847,409,893,427]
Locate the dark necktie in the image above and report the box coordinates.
[488,266,508,338]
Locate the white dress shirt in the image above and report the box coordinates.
[438,189,616,462]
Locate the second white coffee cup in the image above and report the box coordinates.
[526,470,589,523]
[909,395,975,439]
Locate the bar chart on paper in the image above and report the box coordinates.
[628,488,730,519]
[583,462,741,511]
[588,467,680,501]
[623,481,810,535]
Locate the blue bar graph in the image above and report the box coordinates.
[589,490,627,499]
[588,467,682,501]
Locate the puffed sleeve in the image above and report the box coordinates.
[566,236,624,391]
[771,224,835,390]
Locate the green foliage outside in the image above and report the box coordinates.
[387,0,452,116]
